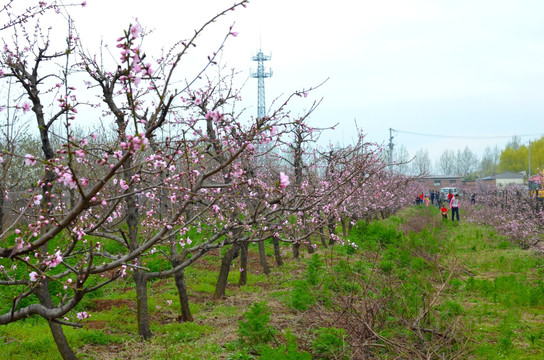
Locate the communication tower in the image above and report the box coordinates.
[250,50,272,119]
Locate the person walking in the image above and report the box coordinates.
[450,194,460,221]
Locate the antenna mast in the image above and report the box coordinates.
[250,49,272,119]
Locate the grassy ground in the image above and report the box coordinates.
[1,206,543,359]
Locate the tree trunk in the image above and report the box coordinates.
[319,226,327,248]
[238,242,248,286]
[306,238,315,254]
[0,186,4,234]
[257,240,271,275]
[342,216,349,237]
[272,235,283,266]
[292,242,300,259]
[34,279,78,360]
[348,218,354,236]
[214,243,242,300]
[133,270,152,339]
[328,216,337,245]
[172,265,193,322]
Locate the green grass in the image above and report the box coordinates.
[2,206,544,359]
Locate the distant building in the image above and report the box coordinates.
[423,172,527,193]
[495,171,525,187]
[462,176,496,191]
[421,175,462,190]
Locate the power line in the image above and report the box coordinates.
[392,129,544,140]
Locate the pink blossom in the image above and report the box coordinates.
[33,194,43,206]
[279,172,290,188]
[0,155,3,164]
[81,178,88,187]
[22,102,31,113]
[231,32,239,37]
[145,63,153,75]
[130,24,141,39]
[77,311,90,320]
[120,265,127,277]
[81,1,87,7]
[46,250,63,268]
[29,271,39,282]
[60,172,77,189]
[194,98,202,106]
[91,133,98,140]
[24,154,36,166]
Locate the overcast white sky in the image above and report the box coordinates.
[66,0,544,168]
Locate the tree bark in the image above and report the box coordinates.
[0,185,4,234]
[171,261,193,322]
[214,243,242,300]
[238,242,248,286]
[341,216,348,237]
[318,225,327,248]
[272,235,283,266]
[133,270,152,339]
[292,241,300,259]
[328,216,337,245]
[34,279,78,360]
[257,240,270,275]
[306,238,315,254]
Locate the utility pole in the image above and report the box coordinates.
[528,140,532,179]
[388,128,394,171]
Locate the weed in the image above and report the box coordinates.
[238,302,275,351]
[260,329,311,360]
[311,327,350,359]
[290,280,315,311]
[306,254,324,286]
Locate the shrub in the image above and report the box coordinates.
[290,280,315,311]
[260,329,311,360]
[306,254,324,286]
[238,302,275,350]
[311,327,350,359]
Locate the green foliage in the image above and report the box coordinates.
[77,330,125,345]
[290,280,315,311]
[311,327,350,359]
[499,136,544,173]
[465,275,544,307]
[4,206,544,359]
[260,329,311,360]
[306,254,324,286]
[238,302,275,350]
[227,351,255,360]
[154,322,210,343]
[145,256,173,273]
[440,300,464,318]
[348,221,401,249]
